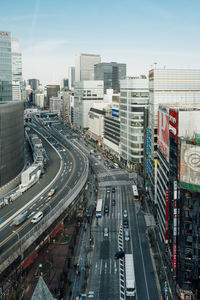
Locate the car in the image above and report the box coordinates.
[124,229,130,241]
[104,205,109,214]
[103,227,109,237]
[112,198,116,206]
[123,210,128,218]
[123,219,129,228]
[115,250,125,259]
[112,187,115,193]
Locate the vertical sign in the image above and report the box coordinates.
[165,189,169,243]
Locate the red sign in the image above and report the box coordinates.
[173,244,177,268]
[165,190,169,243]
[169,109,178,141]
[149,71,154,78]
[158,108,169,160]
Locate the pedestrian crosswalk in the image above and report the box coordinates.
[97,170,127,178]
[99,180,134,187]
[93,259,118,275]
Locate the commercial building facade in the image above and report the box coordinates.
[94,62,126,93]
[11,38,22,88]
[120,77,149,168]
[75,53,101,82]
[156,105,200,299]
[148,69,200,204]
[73,80,103,129]
[0,31,12,101]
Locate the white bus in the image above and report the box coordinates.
[96,199,103,218]
[125,254,136,296]
[132,185,139,201]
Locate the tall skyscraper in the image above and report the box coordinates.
[11,38,22,87]
[68,66,75,90]
[120,77,149,168]
[147,69,200,204]
[94,62,126,93]
[0,31,12,101]
[75,53,101,82]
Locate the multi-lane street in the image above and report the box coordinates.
[0,120,88,262]
[67,136,160,300]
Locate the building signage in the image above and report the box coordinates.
[180,142,200,188]
[149,71,154,79]
[165,189,169,243]
[157,108,169,161]
[169,109,178,141]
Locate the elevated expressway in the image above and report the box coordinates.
[0,123,88,276]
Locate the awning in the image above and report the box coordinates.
[22,251,38,269]
[50,223,63,238]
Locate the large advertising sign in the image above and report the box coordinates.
[169,109,178,141]
[157,107,169,161]
[180,142,200,187]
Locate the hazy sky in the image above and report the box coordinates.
[1,0,200,85]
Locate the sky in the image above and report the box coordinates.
[1,0,200,85]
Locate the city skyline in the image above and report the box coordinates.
[1,0,200,85]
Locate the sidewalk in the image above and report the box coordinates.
[139,187,178,300]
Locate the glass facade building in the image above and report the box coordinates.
[0,31,12,101]
[120,77,149,167]
[94,62,126,93]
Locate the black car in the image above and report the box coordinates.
[123,219,128,228]
[115,250,125,259]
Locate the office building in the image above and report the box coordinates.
[46,85,60,108]
[148,69,200,204]
[94,62,126,93]
[0,101,24,195]
[120,77,149,168]
[103,94,120,156]
[12,81,21,101]
[74,80,103,129]
[68,66,75,90]
[156,105,200,299]
[75,53,101,82]
[11,38,23,88]
[88,105,106,145]
[0,31,12,101]
[28,79,40,91]
[61,78,68,90]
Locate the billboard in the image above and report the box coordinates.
[157,107,169,161]
[169,109,178,141]
[179,142,200,187]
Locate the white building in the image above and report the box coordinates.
[35,93,45,108]
[68,66,75,90]
[12,81,21,101]
[75,53,101,82]
[148,69,200,203]
[74,80,103,129]
[120,77,149,167]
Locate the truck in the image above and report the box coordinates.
[48,189,55,197]
[13,213,29,226]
